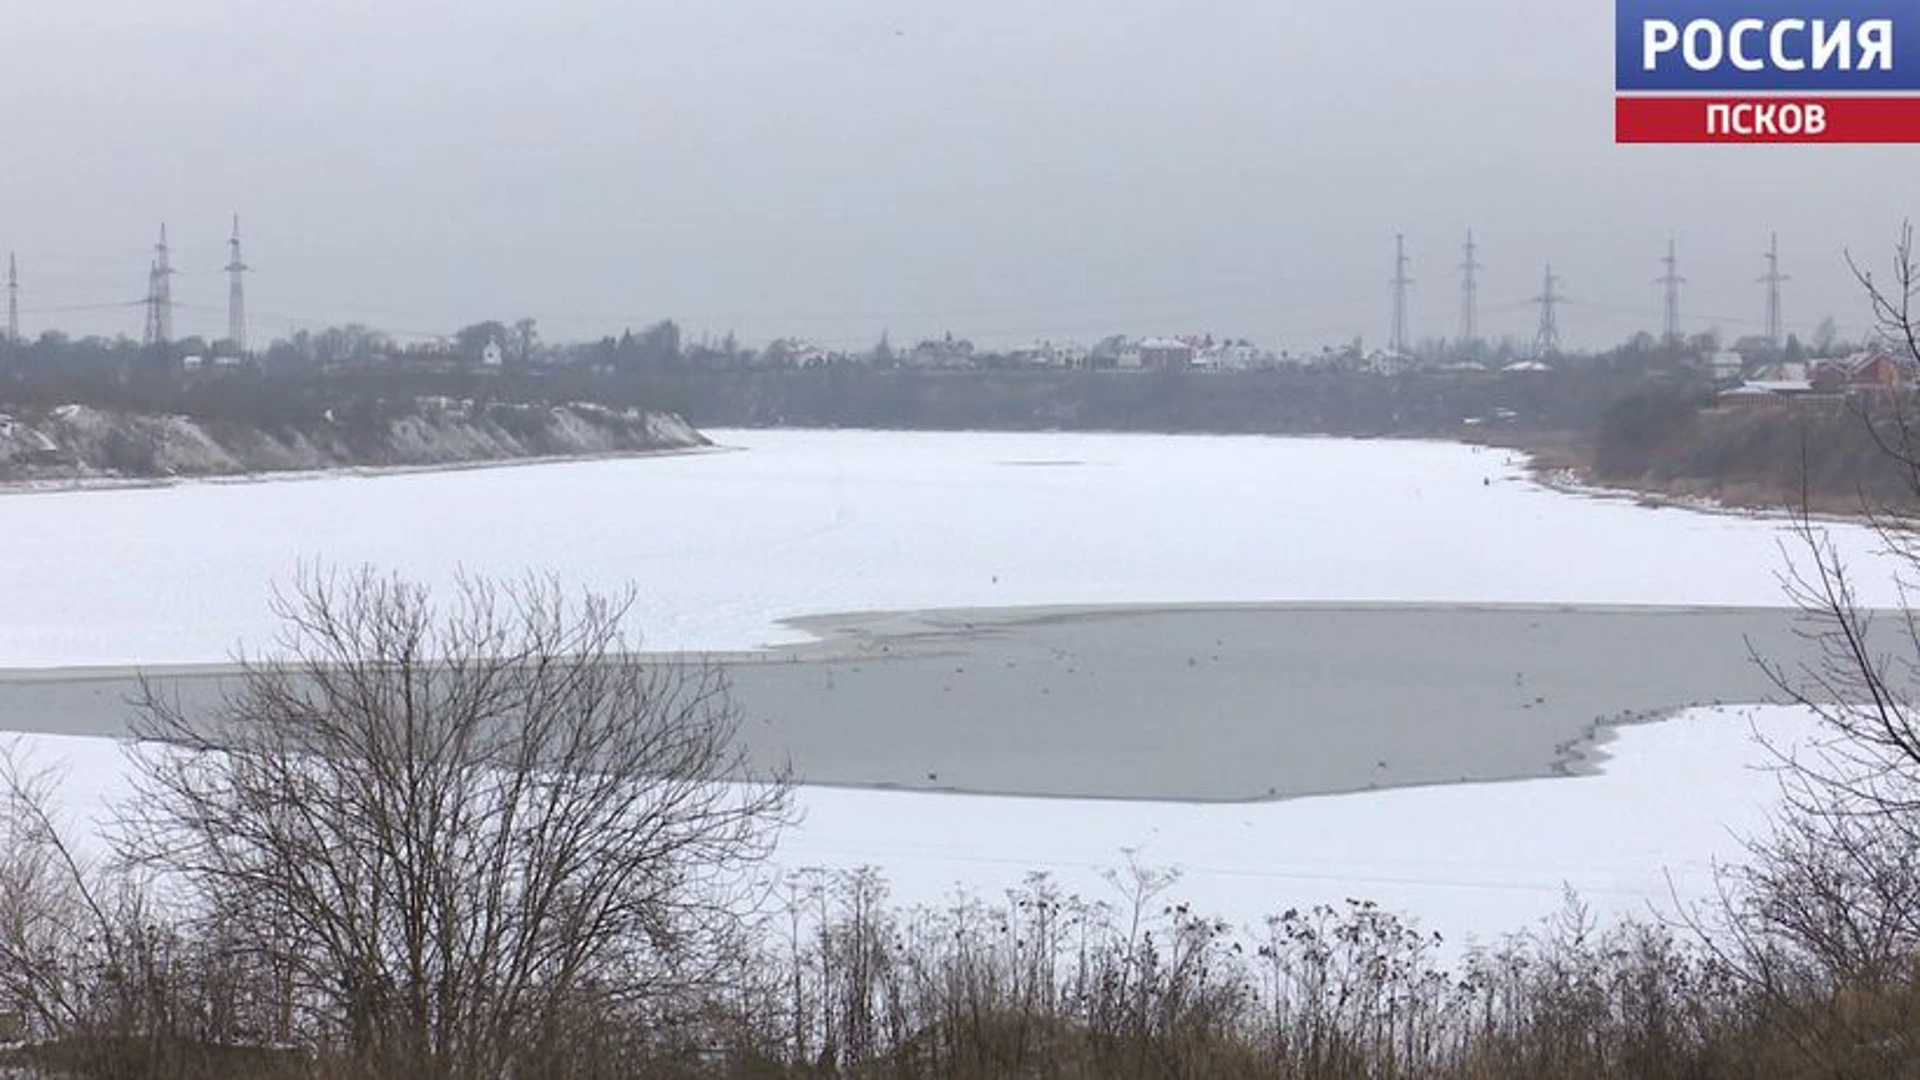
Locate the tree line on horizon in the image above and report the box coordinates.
[0,300,1874,380]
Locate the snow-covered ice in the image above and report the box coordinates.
[782,705,1807,946]
[0,429,1897,668]
[0,429,1886,944]
[4,705,1812,952]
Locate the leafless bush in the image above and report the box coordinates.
[718,867,1790,1080]
[116,567,791,1080]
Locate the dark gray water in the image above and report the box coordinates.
[0,603,1822,802]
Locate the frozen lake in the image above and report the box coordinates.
[0,428,1895,944]
[0,428,1896,667]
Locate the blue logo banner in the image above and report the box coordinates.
[1617,0,1920,91]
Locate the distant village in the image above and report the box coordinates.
[2,222,1909,407]
[11,316,1915,404]
[209,316,1885,381]
[0,231,1900,400]
[246,321,1911,402]
[1716,348,1919,406]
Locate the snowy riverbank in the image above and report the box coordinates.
[0,399,708,486]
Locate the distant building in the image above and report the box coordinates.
[1716,379,1822,407]
[761,338,827,367]
[482,338,504,367]
[1814,347,1919,395]
[1708,350,1746,381]
[1749,360,1810,383]
[1717,384,1780,408]
[1202,339,1274,371]
[1367,350,1415,375]
[907,333,976,369]
[1011,340,1088,368]
[1138,337,1195,370]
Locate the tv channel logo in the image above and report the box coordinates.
[1616,1,1920,142]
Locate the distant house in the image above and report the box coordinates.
[1230,341,1269,370]
[907,334,976,369]
[1717,379,1824,408]
[762,338,827,368]
[1366,350,1416,375]
[1138,337,1195,370]
[1814,347,1918,395]
[1010,342,1054,367]
[1179,336,1266,371]
[1718,383,1784,408]
[1011,339,1089,368]
[481,338,504,367]
[1708,350,1747,381]
[1749,360,1810,383]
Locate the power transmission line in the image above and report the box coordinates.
[1459,228,1481,347]
[226,214,249,355]
[1531,264,1564,358]
[1759,232,1788,347]
[142,224,174,348]
[1657,238,1685,348]
[1389,233,1413,355]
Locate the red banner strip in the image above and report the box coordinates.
[1617,95,1920,143]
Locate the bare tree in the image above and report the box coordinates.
[1700,228,1920,1069]
[1843,222,1920,498]
[1743,229,1920,972]
[119,568,790,1079]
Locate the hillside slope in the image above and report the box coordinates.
[0,399,707,483]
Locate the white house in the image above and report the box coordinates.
[1138,337,1195,370]
[1367,350,1416,376]
[1207,340,1270,371]
[482,338,504,367]
[1012,340,1089,368]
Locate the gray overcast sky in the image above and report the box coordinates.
[2,0,1916,352]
